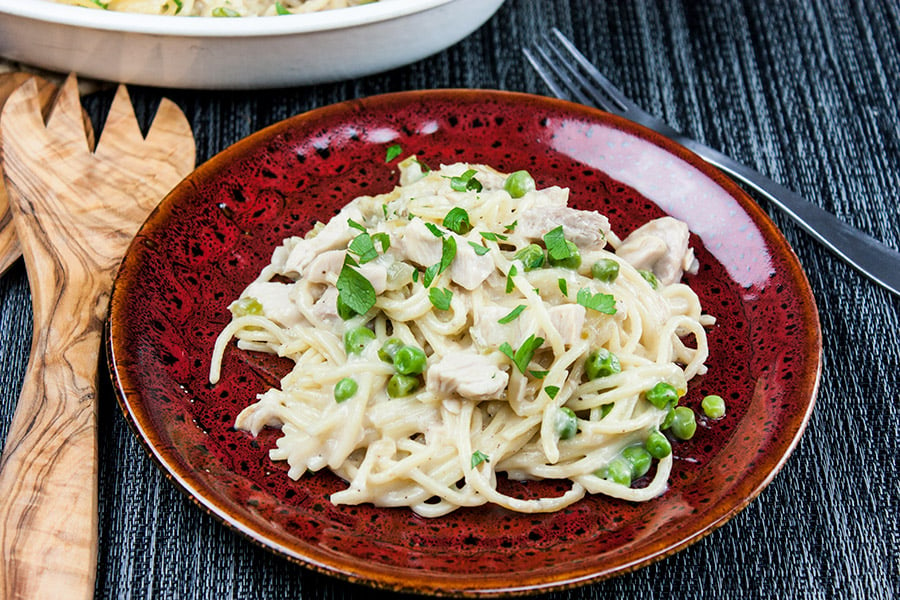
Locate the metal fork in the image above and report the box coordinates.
[524,28,900,297]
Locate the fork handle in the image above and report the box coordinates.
[0,274,100,599]
[675,134,900,296]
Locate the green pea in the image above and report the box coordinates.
[503,170,536,198]
[514,244,545,271]
[344,326,376,355]
[387,373,420,398]
[394,345,427,375]
[603,457,632,486]
[556,407,578,440]
[645,381,678,410]
[585,348,621,380]
[622,445,653,478]
[548,240,581,270]
[378,338,404,363]
[701,394,726,419]
[639,269,659,289]
[670,406,697,440]
[590,259,620,283]
[646,430,672,459]
[231,296,263,316]
[333,377,358,403]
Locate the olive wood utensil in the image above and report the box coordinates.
[0,75,195,599]
[0,72,95,276]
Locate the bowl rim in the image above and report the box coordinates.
[0,0,456,37]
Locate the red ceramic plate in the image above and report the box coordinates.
[106,90,821,596]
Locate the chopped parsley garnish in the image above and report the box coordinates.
[468,241,490,256]
[381,204,390,219]
[347,218,367,232]
[439,236,457,273]
[499,334,545,374]
[543,226,573,261]
[371,232,390,253]
[336,257,376,317]
[505,264,518,294]
[558,278,569,296]
[274,1,289,14]
[576,288,617,314]
[90,0,109,8]
[529,370,549,379]
[503,220,518,233]
[212,6,241,16]
[480,231,508,242]
[423,263,440,287]
[428,287,453,311]
[385,144,403,163]
[471,450,490,468]
[424,222,445,237]
[545,386,560,399]
[442,207,472,235]
[449,169,483,193]
[348,232,378,263]
[497,305,526,324]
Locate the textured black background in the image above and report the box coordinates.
[1,0,898,598]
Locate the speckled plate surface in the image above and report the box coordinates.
[106,90,821,596]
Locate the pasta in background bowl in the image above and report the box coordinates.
[0,0,502,88]
[54,0,376,17]
[106,90,821,596]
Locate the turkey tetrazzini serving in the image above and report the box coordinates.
[209,157,717,517]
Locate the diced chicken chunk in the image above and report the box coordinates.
[471,304,586,349]
[242,281,305,328]
[426,352,509,401]
[516,206,610,250]
[311,286,340,324]
[277,204,364,276]
[615,217,698,286]
[396,219,494,290]
[305,249,388,294]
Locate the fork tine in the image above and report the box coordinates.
[94,85,143,161]
[44,74,91,153]
[547,29,641,114]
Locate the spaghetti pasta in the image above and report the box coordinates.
[209,159,715,516]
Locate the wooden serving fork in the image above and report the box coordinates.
[0,72,95,275]
[0,75,195,599]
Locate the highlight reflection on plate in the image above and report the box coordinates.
[107,90,821,596]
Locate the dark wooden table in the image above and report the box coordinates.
[1,1,898,598]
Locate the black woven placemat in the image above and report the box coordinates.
[1,1,898,598]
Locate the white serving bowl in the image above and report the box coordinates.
[0,0,505,89]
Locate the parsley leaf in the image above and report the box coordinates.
[371,232,390,253]
[501,334,545,374]
[558,278,569,296]
[449,169,483,193]
[480,231,509,242]
[545,386,560,399]
[576,288,617,314]
[468,241,490,256]
[348,233,378,264]
[503,220,518,233]
[442,207,472,235]
[336,258,376,316]
[505,264,518,294]
[347,218,367,232]
[471,450,490,468]
[274,1,289,14]
[385,144,403,163]
[439,236,457,274]
[497,305,526,324]
[423,263,440,287]
[424,222,445,237]
[529,370,549,379]
[429,287,453,311]
[543,226,573,261]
